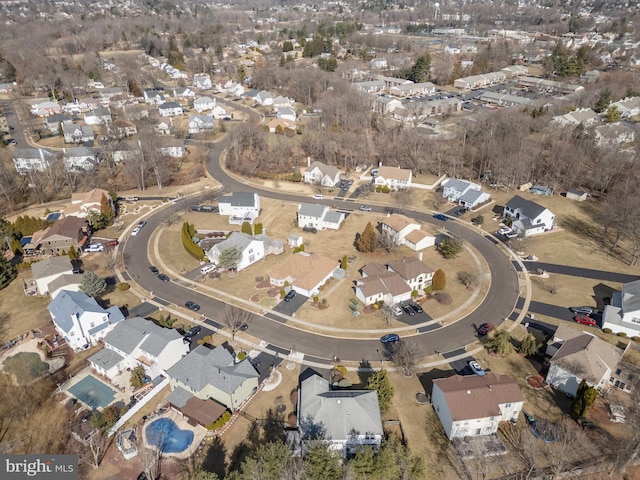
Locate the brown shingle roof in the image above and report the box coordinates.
[269,252,337,292]
[404,229,431,244]
[388,256,434,281]
[377,166,411,182]
[361,262,389,277]
[357,272,411,298]
[381,213,418,233]
[181,396,226,427]
[42,216,87,241]
[434,373,524,421]
[551,333,623,385]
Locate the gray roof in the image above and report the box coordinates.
[444,178,472,193]
[219,192,258,207]
[103,316,182,356]
[305,161,340,180]
[32,256,73,279]
[64,147,97,158]
[47,273,81,294]
[505,195,547,219]
[622,279,640,313]
[87,107,111,117]
[47,290,109,334]
[89,347,124,371]
[213,232,256,255]
[459,189,485,204]
[166,345,258,395]
[166,386,193,408]
[160,101,181,109]
[324,211,344,224]
[298,203,327,219]
[298,374,383,441]
[13,148,44,160]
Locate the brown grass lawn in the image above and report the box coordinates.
[0,271,51,342]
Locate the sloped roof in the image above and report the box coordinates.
[88,347,124,371]
[381,213,419,233]
[103,316,182,356]
[357,272,411,298]
[387,256,434,280]
[443,178,472,193]
[166,345,258,395]
[41,216,87,241]
[299,374,383,441]
[213,232,258,255]
[404,229,432,245]
[361,262,389,278]
[323,211,344,225]
[219,192,258,207]
[47,273,81,294]
[298,203,327,219]
[269,252,337,292]
[31,256,73,279]
[47,290,108,333]
[433,373,524,421]
[505,195,548,219]
[304,161,340,179]
[459,189,486,204]
[376,166,411,182]
[622,279,640,313]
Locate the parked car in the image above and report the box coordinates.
[574,315,596,326]
[477,323,494,336]
[469,360,486,376]
[191,204,216,212]
[85,243,104,252]
[183,326,201,338]
[125,196,139,202]
[411,302,424,314]
[433,213,448,221]
[201,264,216,275]
[185,301,201,312]
[402,304,416,316]
[380,333,400,344]
[284,290,296,302]
[149,266,159,275]
[104,239,119,247]
[131,227,141,236]
[570,306,594,315]
[359,205,372,212]
[497,227,513,235]
[391,305,403,316]
[303,226,318,234]
[312,194,324,200]
[157,274,170,282]
[505,231,519,238]
[137,220,147,228]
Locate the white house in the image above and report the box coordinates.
[272,95,293,109]
[112,141,142,165]
[30,100,62,117]
[545,324,623,397]
[442,179,491,208]
[63,147,99,171]
[276,106,296,122]
[387,256,435,292]
[297,372,383,457]
[374,166,412,190]
[143,89,166,105]
[62,123,95,144]
[193,74,212,90]
[269,252,338,297]
[158,139,186,158]
[370,58,388,70]
[84,108,112,125]
[218,192,261,224]
[31,256,74,296]
[47,290,125,351]
[373,96,402,115]
[13,148,56,174]
[551,108,599,128]
[304,161,341,187]
[503,195,555,237]
[610,96,640,118]
[159,102,184,117]
[193,96,216,113]
[380,214,435,251]
[431,373,524,440]
[88,316,189,381]
[297,204,345,230]
[603,279,640,336]
[173,87,195,101]
[206,232,266,271]
[188,115,215,133]
[594,123,636,147]
[355,263,412,306]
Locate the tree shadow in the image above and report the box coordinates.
[228,421,260,473]
[356,359,372,388]
[417,368,455,396]
[200,437,227,479]
[593,283,615,310]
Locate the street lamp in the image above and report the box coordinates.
[376,349,383,366]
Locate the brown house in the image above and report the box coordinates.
[29,217,89,256]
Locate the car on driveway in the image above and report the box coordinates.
[183,326,201,338]
[433,213,448,221]
[497,227,512,235]
[359,205,372,212]
[402,304,416,316]
[469,360,486,376]
[149,266,159,275]
[157,274,170,282]
[574,315,596,326]
[380,333,400,344]
[505,231,519,238]
[411,302,424,314]
[570,306,595,315]
[477,323,494,336]
[85,243,104,252]
[284,290,296,302]
[390,305,403,316]
[104,239,119,247]
[303,226,317,234]
[185,301,201,312]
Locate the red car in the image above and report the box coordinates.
[105,239,119,247]
[477,323,494,336]
[574,316,596,326]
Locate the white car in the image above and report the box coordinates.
[469,360,486,376]
[391,305,403,316]
[201,264,216,275]
[131,227,141,236]
[312,194,324,200]
[85,243,104,252]
[359,205,372,212]
[505,231,519,238]
[497,227,512,235]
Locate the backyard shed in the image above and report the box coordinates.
[566,189,588,202]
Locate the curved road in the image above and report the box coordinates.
[121,102,520,363]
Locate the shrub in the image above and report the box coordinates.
[376,185,382,193]
[382,185,390,193]
[221,411,231,422]
[299,244,305,252]
[617,332,627,338]
[313,295,319,303]
[117,282,130,291]
[434,292,452,305]
[280,289,286,299]
[602,328,613,334]
[432,269,446,290]
[202,335,212,344]
[237,351,247,361]
[411,290,419,298]
[633,336,640,343]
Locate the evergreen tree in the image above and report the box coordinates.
[130,365,146,388]
[486,330,514,355]
[195,471,219,480]
[604,105,621,123]
[366,369,394,412]
[10,238,22,256]
[355,222,377,252]
[349,446,377,479]
[432,269,446,290]
[305,442,343,480]
[241,221,253,235]
[0,254,17,290]
[518,334,537,356]
[100,193,115,226]
[595,88,612,113]
[571,380,597,418]
[254,223,263,235]
[407,53,431,83]
[341,255,348,270]
[79,270,107,298]
[240,441,293,480]
[68,245,78,260]
[436,237,463,259]
[218,246,243,272]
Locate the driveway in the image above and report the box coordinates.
[272,293,308,316]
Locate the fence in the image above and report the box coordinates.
[108,377,170,437]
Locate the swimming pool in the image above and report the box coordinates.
[145,418,194,453]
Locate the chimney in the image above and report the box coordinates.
[307,156,311,167]
[419,252,423,261]
[488,385,492,391]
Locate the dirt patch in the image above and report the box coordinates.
[250,293,263,303]
[256,280,271,289]
[526,374,545,389]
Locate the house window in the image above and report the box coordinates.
[616,368,622,375]
[248,248,253,254]
[504,403,512,408]
[90,322,95,328]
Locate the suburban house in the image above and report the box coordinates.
[603,279,640,336]
[154,120,172,135]
[380,214,435,251]
[374,166,412,190]
[112,141,143,164]
[387,256,435,292]
[304,161,341,187]
[545,324,624,397]
[109,119,137,139]
[218,192,261,223]
[188,115,215,133]
[210,105,229,119]
[267,118,297,133]
[62,123,95,144]
[193,96,216,113]
[609,361,640,394]
[206,232,266,271]
[503,195,555,237]
[143,88,166,105]
[26,216,89,256]
[269,252,338,297]
[173,87,195,100]
[442,179,491,208]
[159,102,184,117]
[30,100,62,117]
[431,373,524,440]
[64,188,112,219]
[63,147,99,172]
[551,108,599,128]
[354,263,412,306]
[610,96,640,118]
[166,345,259,414]
[276,106,296,122]
[297,204,346,230]
[193,74,213,90]
[47,290,125,351]
[123,104,149,121]
[47,274,82,299]
[297,372,383,457]
[31,256,74,295]
[594,123,636,147]
[44,114,72,132]
[12,148,57,174]
[84,107,112,125]
[157,139,186,158]
[88,316,189,381]
[272,95,294,109]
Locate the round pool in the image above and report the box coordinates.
[145,418,194,453]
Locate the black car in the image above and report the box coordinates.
[157,274,170,282]
[185,301,200,312]
[183,326,201,338]
[402,304,416,316]
[411,302,424,314]
[284,290,296,302]
[303,226,317,234]
[149,266,159,275]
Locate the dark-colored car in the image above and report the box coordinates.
[149,266,159,275]
[477,323,494,336]
[402,304,416,316]
[284,290,296,302]
[303,226,317,234]
[185,301,201,312]
[380,333,400,344]
[240,323,249,331]
[570,306,595,315]
[411,302,424,314]
[183,326,201,338]
[190,204,216,212]
[105,239,119,247]
[574,315,596,326]
[157,274,170,282]
[433,213,448,221]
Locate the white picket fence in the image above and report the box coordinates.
[108,377,170,437]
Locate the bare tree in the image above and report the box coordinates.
[378,230,397,254]
[457,271,479,289]
[75,429,112,470]
[386,341,418,376]
[222,305,252,344]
